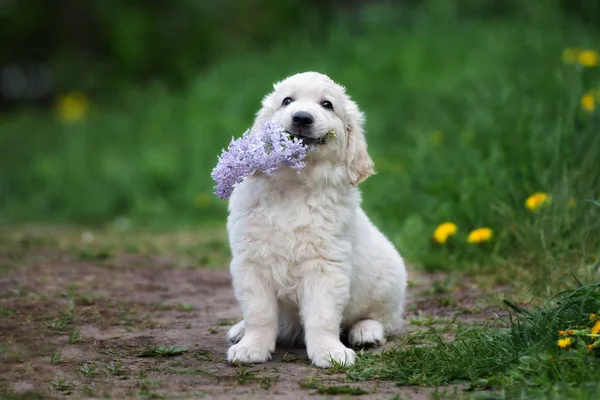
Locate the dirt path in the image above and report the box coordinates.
[0,247,506,399]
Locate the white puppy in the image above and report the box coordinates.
[225,72,407,368]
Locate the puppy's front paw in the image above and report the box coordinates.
[227,320,245,344]
[227,339,272,364]
[308,340,356,368]
[349,319,386,348]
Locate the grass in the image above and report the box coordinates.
[137,346,188,358]
[193,349,213,361]
[300,378,369,395]
[0,308,16,317]
[233,365,259,385]
[346,277,600,399]
[78,362,98,377]
[46,313,73,333]
[68,328,82,344]
[107,361,125,376]
[177,303,195,312]
[281,353,307,363]
[49,352,63,364]
[78,248,112,261]
[50,376,72,393]
[315,385,368,396]
[0,224,231,270]
[137,373,162,399]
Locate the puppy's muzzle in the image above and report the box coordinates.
[290,111,328,145]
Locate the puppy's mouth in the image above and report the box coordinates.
[291,133,327,145]
[286,129,333,146]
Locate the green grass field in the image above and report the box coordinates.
[2,3,599,271]
[1,2,600,398]
[346,279,600,399]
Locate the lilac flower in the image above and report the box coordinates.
[211,122,307,199]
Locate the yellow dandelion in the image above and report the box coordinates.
[561,48,580,64]
[558,330,565,336]
[194,193,212,209]
[467,228,493,244]
[577,50,599,67]
[581,92,596,112]
[557,337,573,348]
[592,320,600,335]
[525,192,550,211]
[432,222,458,244]
[56,91,89,124]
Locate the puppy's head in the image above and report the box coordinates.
[253,72,374,186]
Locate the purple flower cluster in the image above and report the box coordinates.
[211,122,307,199]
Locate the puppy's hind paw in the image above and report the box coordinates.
[227,320,245,344]
[349,319,386,348]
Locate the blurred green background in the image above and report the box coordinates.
[1,0,599,269]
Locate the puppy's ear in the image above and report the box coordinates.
[344,97,374,186]
[251,85,278,131]
[251,92,275,131]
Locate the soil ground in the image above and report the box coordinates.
[0,230,508,399]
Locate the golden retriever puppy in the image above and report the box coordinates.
[225,72,407,368]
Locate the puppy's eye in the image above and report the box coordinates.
[321,100,334,110]
[282,97,293,106]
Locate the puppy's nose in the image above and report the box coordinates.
[292,111,314,128]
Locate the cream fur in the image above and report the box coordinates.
[225,72,407,368]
